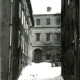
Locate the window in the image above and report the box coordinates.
[37,19,40,25]
[46,18,50,25]
[56,17,61,25]
[36,33,40,41]
[56,33,61,44]
[22,11,24,25]
[46,54,51,60]
[19,2,21,18]
[46,33,50,41]
[68,0,70,5]
[57,33,61,41]
[20,60,22,64]
[23,15,25,28]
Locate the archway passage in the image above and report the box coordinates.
[34,49,42,63]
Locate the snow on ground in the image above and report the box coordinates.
[18,62,61,80]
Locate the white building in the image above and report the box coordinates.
[30,13,61,63]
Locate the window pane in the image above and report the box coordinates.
[56,17,61,25]
[46,54,50,60]
[46,18,50,25]
[46,33,50,41]
[19,2,21,19]
[36,33,40,41]
[57,33,61,44]
[68,0,70,5]
[37,19,40,25]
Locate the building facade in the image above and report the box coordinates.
[30,14,61,63]
[0,0,34,80]
[61,0,79,80]
[18,0,34,74]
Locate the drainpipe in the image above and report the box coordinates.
[8,0,13,80]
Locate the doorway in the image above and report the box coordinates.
[34,49,42,63]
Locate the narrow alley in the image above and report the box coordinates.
[0,0,80,80]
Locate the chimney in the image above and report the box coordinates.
[47,6,52,12]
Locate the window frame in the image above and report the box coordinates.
[56,17,61,25]
[46,54,51,60]
[68,0,70,5]
[46,33,50,41]
[36,33,41,41]
[36,19,40,25]
[46,18,50,25]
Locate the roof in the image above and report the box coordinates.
[33,13,61,16]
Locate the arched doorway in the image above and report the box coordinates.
[34,49,42,63]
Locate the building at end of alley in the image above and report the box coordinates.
[30,13,61,63]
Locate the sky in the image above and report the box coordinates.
[30,0,61,14]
